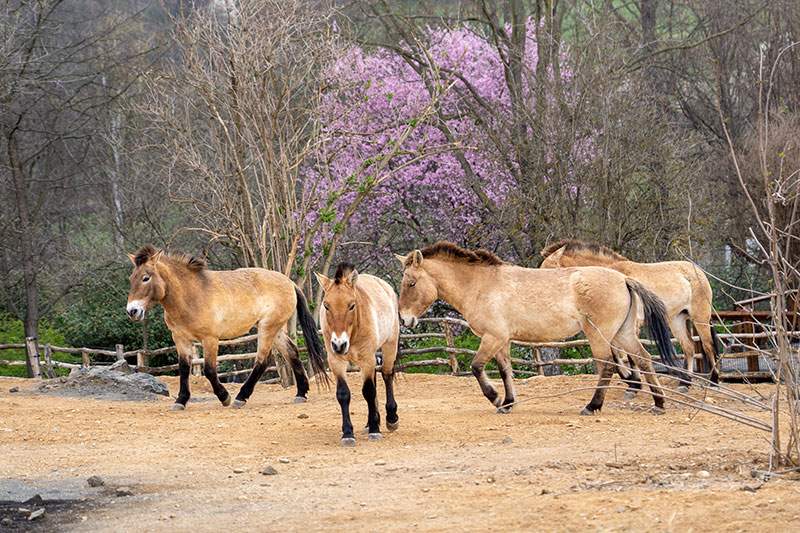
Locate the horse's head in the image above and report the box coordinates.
[315,264,360,355]
[125,245,167,321]
[395,250,437,329]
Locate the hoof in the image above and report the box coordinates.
[496,405,513,414]
[386,420,399,432]
[623,390,637,401]
[491,396,503,407]
[651,406,666,415]
[580,406,598,416]
[170,403,186,411]
[676,385,689,394]
[341,437,356,447]
[368,432,383,441]
[232,399,247,409]
[221,394,232,407]
[293,396,308,404]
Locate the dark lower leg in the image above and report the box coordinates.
[288,352,310,398]
[203,363,230,404]
[336,377,354,439]
[584,361,614,413]
[382,372,398,426]
[621,356,643,391]
[235,359,268,402]
[362,375,380,433]
[176,358,191,406]
[471,362,499,406]
[497,360,515,408]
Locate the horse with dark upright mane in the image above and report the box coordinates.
[540,239,719,390]
[126,246,328,411]
[396,241,679,415]
[316,263,400,446]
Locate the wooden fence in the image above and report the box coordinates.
[1,310,796,383]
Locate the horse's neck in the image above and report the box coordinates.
[158,261,201,319]
[426,259,489,315]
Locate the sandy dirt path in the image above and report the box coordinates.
[1,373,798,532]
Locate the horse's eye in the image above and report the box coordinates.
[348,303,356,311]
[408,280,416,287]
[142,275,151,283]
[324,303,330,310]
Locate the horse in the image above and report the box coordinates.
[315,263,400,446]
[395,241,680,415]
[539,239,719,392]
[125,245,328,411]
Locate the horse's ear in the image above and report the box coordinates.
[151,249,165,264]
[127,253,137,266]
[410,250,423,267]
[347,269,359,286]
[314,272,332,292]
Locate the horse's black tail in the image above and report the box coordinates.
[626,279,690,384]
[295,287,329,387]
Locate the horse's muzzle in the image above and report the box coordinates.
[331,340,349,355]
[400,315,418,329]
[126,301,146,322]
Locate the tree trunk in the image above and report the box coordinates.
[7,133,40,377]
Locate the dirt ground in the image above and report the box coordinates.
[1,372,798,532]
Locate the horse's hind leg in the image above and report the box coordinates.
[670,314,696,392]
[201,338,231,406]
[274,330,310,402]
[470,335,506,408]
[380,338,399,431]
[233,321,280,408]
[613,350,642,401]
[581,325,616,415]
[614,332,666,414]
[693,311,720,385]
[495,344,516,413]
[171,336,195,411]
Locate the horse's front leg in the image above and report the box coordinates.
[494,343,516,413]
[470,335,506,408]
[361,361,381,440]
[201,338,231,406]
[172,336,194,411]
[329,356,355,446]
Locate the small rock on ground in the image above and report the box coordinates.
[87,475,105,487]
[297,413,309,419]
[232,467,246,474]
[502,436,513,444]
[261,466,278,476]
[278,458,290,464]
[115,487,134,497]
[28,509,45,521]
[9,386,19,393]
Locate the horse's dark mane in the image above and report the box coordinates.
[133,245,157,266]
[540,239,628,261]
[132,245,206,272]
[334,262,355,284]
[420,241,504,266]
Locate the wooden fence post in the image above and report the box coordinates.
[534,347,545,376]
[443,321,458,374]
[192,344,202,376]
[136,350,146,369]
[43,344,55,378]
[81,349,90,369]
[115,344,124,361]
[24,337,41,378]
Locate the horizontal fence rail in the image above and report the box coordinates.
[2,312,796,382]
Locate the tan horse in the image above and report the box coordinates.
[540,240,719,391]
[126,245,328,410]
[396,242,680,415]
[316,263,400,446]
